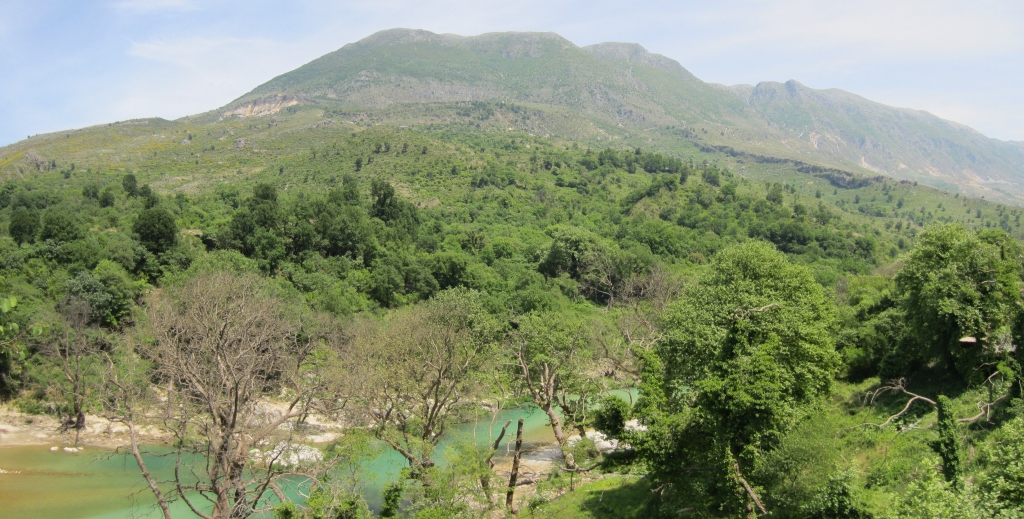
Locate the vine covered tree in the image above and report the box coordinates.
[637,241,839,516]
[892,225,1022,380]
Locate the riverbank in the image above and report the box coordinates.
[0,400,633,518]
[0,405,173,449]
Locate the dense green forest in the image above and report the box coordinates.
[1,113,1023,519]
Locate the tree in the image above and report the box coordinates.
[249,183,280,229]
[893,225,1022,380]
[538,225,599,280]
[508,312,598,468]
[138,271,333,519]
[8,206,39,244]
[702,167,721,187]
[63,261,137,328]
[122,174,139,197]
[40,206,83,243]
[134,207,177,254]
[592,395,631,438]
[346,288,501,477]
[99,186,117,208]
[44,299,102,444]
[637,241,839,516]
[934,395,964,486]
[0,284,41,396]
[139,185,160,208]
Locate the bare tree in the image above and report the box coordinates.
[44,299,102,445]
[346,288,500,477]
[136,271,334,519]
[508,312,597,468]
[102,345,173,519]
[596,266,682,383]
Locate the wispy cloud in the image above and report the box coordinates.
[115,35,297,121]
[129,36,275,67]
[113,0,197,13]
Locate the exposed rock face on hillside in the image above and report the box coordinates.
[222,95,298,118]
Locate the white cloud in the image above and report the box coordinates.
[116,35,303,120]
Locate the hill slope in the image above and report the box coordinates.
[222,28,1024,203]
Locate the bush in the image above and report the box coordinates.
[40,207,83,243]
[134,207,177,254]
[593,395,632,438]
[979,416,1024,512]
[8,207,39,244]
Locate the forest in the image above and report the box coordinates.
[1,119,1023,519]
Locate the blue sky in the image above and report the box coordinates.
[1,0,1022,146]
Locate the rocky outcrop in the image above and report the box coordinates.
[223,95,298,118]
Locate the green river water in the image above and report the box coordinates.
[0,404,565,519]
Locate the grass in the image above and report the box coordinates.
[525,474,654,519]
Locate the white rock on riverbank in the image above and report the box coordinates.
[249,442,323,467]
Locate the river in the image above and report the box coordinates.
[0,404,564,519]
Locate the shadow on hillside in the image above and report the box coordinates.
[573,476,655,519]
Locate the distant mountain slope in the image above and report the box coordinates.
[727,80,1024,197]
[223,28,1024,203]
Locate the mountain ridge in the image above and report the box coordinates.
[215,28,1024,202]
[3,28,1022,204]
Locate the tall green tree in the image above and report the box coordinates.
[40,206,84,243]
[934,395,964,487]
[122,174,139,197]
[637,241,839,516]
[893,224,1022,380]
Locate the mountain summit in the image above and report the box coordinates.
[221,29,1024,202]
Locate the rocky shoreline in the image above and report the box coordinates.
[0,405,171,450]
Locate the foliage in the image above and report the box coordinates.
[2,92,1024,518]
[802,471,874,519]
[9,206,39,244]
[134,207,178,255]
[893,225,1022,380]
[638,241,839,515]
[977,416,1024,514]
[592,395,632,438]
[934,395,964,486]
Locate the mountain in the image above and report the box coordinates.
[725,80,1024,198]
[221,28,1024,203]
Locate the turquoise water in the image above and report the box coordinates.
[0,404,562,519]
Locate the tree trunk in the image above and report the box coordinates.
[127,421,173,519]
[505,418,524,513]
[72,375,85,430]
[481,419,512,497]
[543,404,567,445]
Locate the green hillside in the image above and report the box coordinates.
[0,28,1023,519]
[214,28,1024,204]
